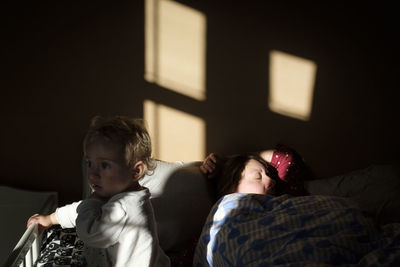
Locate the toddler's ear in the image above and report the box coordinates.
[132,161,146,179]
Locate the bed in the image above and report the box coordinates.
[194,164,400,266]
[7,162,400,266]
[0,186,58,267]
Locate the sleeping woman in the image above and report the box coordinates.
[200,144,310,198]
[194,145,400,266]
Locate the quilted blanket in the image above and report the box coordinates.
[194,194,400,266]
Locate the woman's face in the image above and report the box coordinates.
[235,159,276,195]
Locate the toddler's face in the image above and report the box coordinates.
[235,159,276,195]
[85,140,136,198]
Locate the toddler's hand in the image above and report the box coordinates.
[27,213,56,235]
[200,153,217,178]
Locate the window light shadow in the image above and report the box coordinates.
[145,0,207,101]
[269,50,317,121]
[144,99,206,162]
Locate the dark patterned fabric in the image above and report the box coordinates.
[35,226,192,266]
[35,225,86,267]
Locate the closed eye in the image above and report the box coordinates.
[251,173,262,180]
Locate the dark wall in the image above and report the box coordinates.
[2,1,399,205]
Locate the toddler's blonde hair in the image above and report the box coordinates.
[83,116,156,176]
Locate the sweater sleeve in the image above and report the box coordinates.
[270,144,309,196]
[55,201,81,228]
[76,198,127,248]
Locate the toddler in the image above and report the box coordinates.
[27,116,170,267]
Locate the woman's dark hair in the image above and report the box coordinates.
[215,153,282,198]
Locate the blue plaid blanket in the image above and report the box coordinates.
[194,194,400,266]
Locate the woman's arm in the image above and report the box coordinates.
[201,150,275,177]
[263,145,310,196]
[259,149,274,164]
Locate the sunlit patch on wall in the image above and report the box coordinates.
[144,99,206,162]
[145,0,207,101]
[269,50,317,121]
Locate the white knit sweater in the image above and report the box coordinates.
[56,188,170,267]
